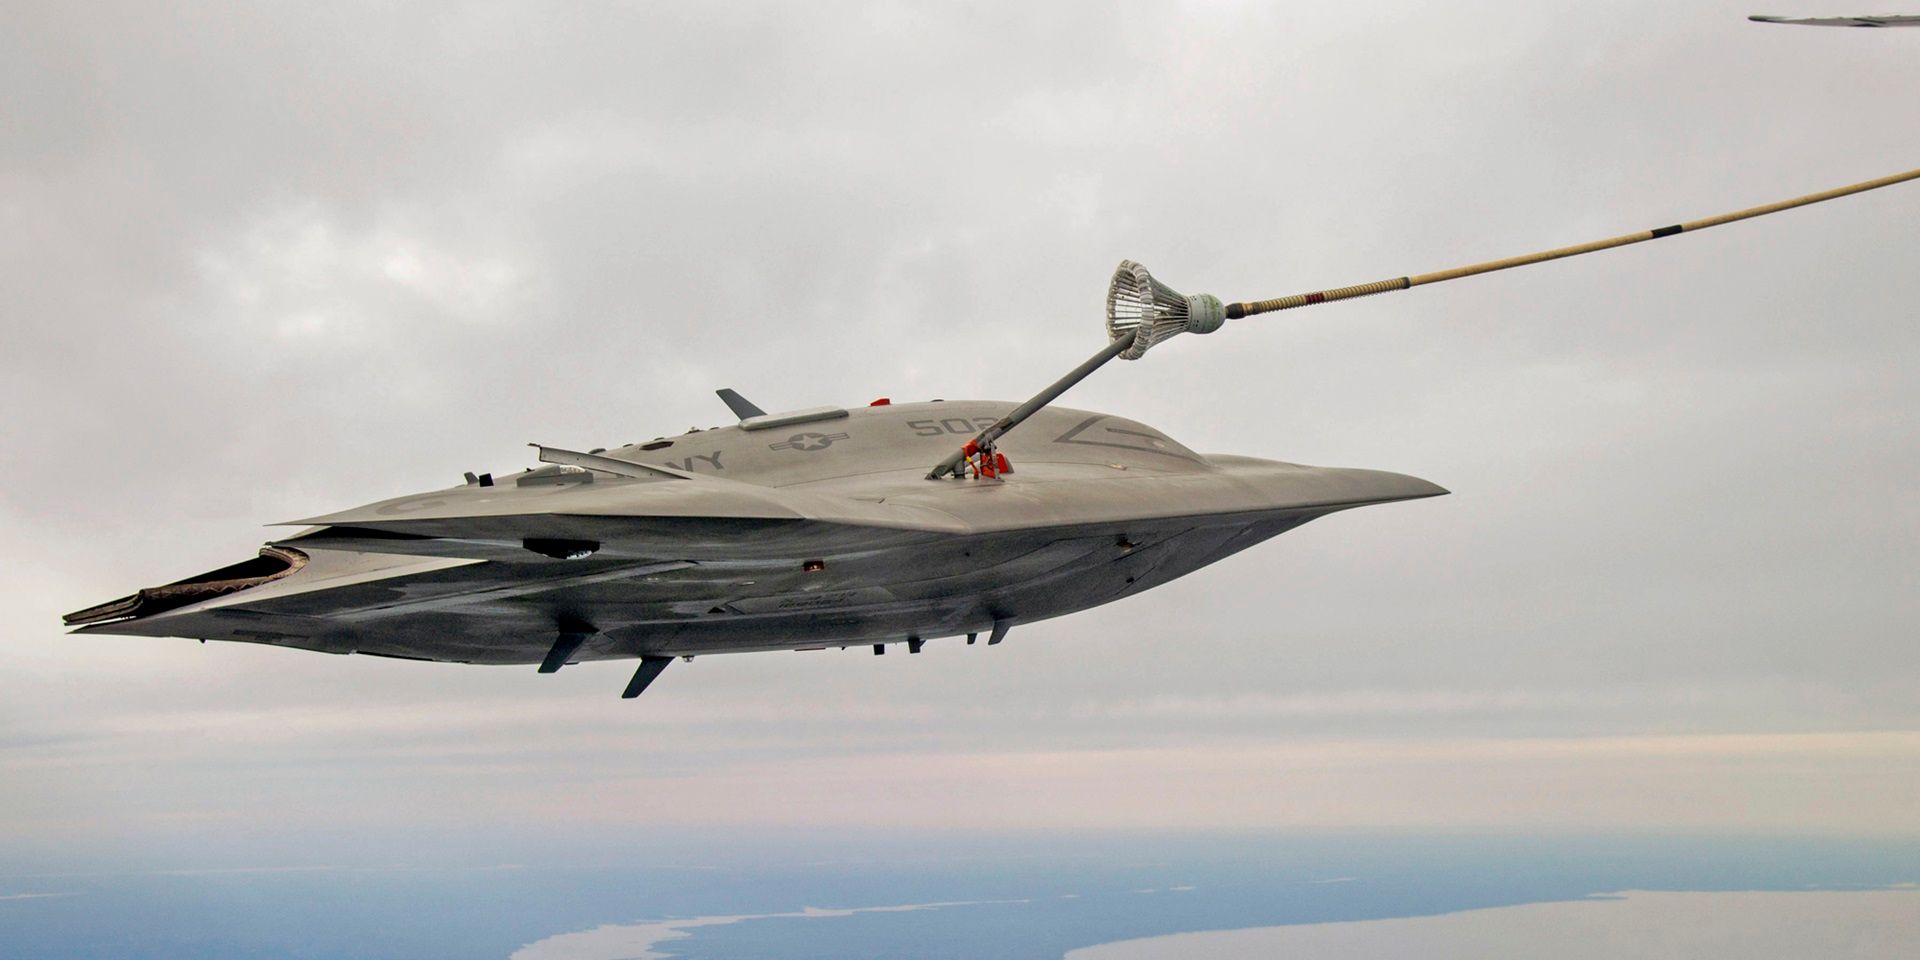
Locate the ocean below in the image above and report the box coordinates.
[3,834,1915,959]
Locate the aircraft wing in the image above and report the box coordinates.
[1749,14,1920,26]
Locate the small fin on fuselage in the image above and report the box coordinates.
[716,388,767,420]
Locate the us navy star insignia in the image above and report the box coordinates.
[770,431,850,452]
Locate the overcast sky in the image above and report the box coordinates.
[3,1,1917,872]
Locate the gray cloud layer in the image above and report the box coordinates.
[3,1,1916,861]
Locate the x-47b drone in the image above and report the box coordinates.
[67,166,1920,698]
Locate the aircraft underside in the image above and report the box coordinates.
[72,510,1316,665]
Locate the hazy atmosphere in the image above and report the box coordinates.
[3,2,1916,950]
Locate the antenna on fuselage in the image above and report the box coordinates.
[716,388,766,420]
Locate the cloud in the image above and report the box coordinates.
[1,0,1916,859]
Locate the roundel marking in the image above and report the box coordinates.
[769,431,850,452]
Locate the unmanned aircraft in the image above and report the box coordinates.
[66,167,1920,698]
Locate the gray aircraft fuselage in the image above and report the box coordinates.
[68,399,1445,672]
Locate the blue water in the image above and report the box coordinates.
[3,834,1915,959]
